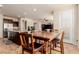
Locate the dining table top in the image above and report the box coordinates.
[31,31,61,42]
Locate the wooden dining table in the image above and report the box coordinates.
[31,31,61,54]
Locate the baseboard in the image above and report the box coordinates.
[64,42,73,45]
[64,42,77,47]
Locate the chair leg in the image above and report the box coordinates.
[41,47,44,54]
[49,42,52,54]
[60,43,64,54]
[55,42,57,48]
[32,49,36,54]
[22,48,24,54]
[32,51,34,54]
[52,42,56,50]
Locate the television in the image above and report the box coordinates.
[42,24,53,31]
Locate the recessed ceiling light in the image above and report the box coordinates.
[33,8,37,12]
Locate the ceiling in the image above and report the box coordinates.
[1,4,74,20]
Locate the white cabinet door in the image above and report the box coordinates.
[4,23,13,31]
[4,23,8,29]
[8,24,13,31]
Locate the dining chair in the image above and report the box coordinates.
[50,31,64,54]
[19,32,44,54]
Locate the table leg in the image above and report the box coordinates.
[50,42,52,54]
[44,41,48,54]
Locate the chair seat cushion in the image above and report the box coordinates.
[53,38,60,43]
[30,42,43,49]
[23,42,43,52]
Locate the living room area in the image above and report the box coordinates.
[0,4,79,54]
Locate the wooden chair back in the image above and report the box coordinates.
[19,32,34,52]
[19,32,28,48]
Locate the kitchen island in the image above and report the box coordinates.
[8,31,21,45]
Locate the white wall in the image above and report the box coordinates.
[34,21,42,31]
[53,11,60,29]
[0,9,3,38]
[77,4,79,47]
[20,17,34,32]
[20,18,26,31]
[20,17,45,32]
[73,5,78,45]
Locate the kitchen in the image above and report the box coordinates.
[0,4,78,54]
[3,15,53,45]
